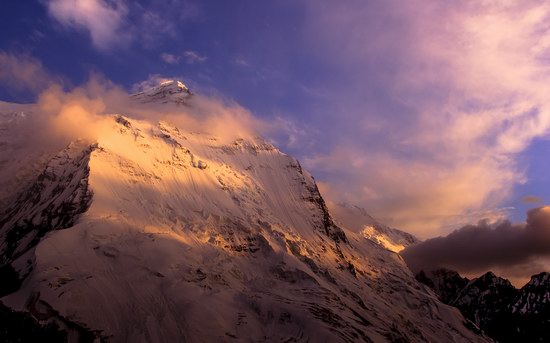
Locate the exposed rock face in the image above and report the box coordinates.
[416,269,469,304]
[0,82,489,343]
[417,269,550,343]
[0,141,94,265]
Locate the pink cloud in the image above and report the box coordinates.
[160,53,180,65]
[0,52,63,95]
[46,0,129,50]
[301,0,550,237]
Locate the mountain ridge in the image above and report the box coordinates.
[417,268,550,342]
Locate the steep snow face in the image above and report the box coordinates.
[1,95,488,342]
[328,202,418,253]
[131,80,192,104]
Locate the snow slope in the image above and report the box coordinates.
[328,202,418,253]
[0,82,489,342]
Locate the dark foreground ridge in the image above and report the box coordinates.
[417,269,550,343]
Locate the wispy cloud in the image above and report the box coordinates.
[130,74,183,93]
[160,53,180,65]
[46,0,129,50]
[0,52,62,96]
[183,51,207,64]
[232,57,249,67]
[300,0,550,237]
[160,51,207,65]
[44,0,202,51]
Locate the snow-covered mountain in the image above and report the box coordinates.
[328,202,418,253]
[0,82,490,342]
[511,272,550,315]
[417,269,550,343]
[131,80,192,104]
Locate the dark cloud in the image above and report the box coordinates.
[401,206,550,274]
[522,195,543,204]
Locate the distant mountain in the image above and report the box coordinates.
[328,202,418,253]
[416,269,469,304]
[0,81,490,342]
[417,268,550,342]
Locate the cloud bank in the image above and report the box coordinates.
[401,206,550,282]
[299,0,550,237]
[1,54,265,149]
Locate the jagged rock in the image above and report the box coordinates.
[417,269,550,343]
[416,268,468,303]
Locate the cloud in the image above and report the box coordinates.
[1,56,270,154]
[160,53,180,65]
[36,78,120,142]
[130,74,178,93]
[522,195,543,204]
[298,0,550,237]
[232,57,249,67]
[44,0,202,50]
[183,51,207,64]
[0,52,63,99]
[46,0,129,50]
[160,51,207,65]
[128,75,268,141]
[401,206,550,281]
[308,148,518,238]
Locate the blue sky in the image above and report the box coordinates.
[1,0,550,239]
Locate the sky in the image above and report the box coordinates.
[1,0,550,282]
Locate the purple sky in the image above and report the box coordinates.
[1,0,550,243]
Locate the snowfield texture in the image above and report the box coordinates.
[0,83,490,342]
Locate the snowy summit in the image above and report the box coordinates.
[131,80,192,105]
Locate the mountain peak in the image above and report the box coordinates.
[480,271,497,280]
[524,272,550,288]
[131,79,192,105]
[472,271,514,289]
[159,80,190,92]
